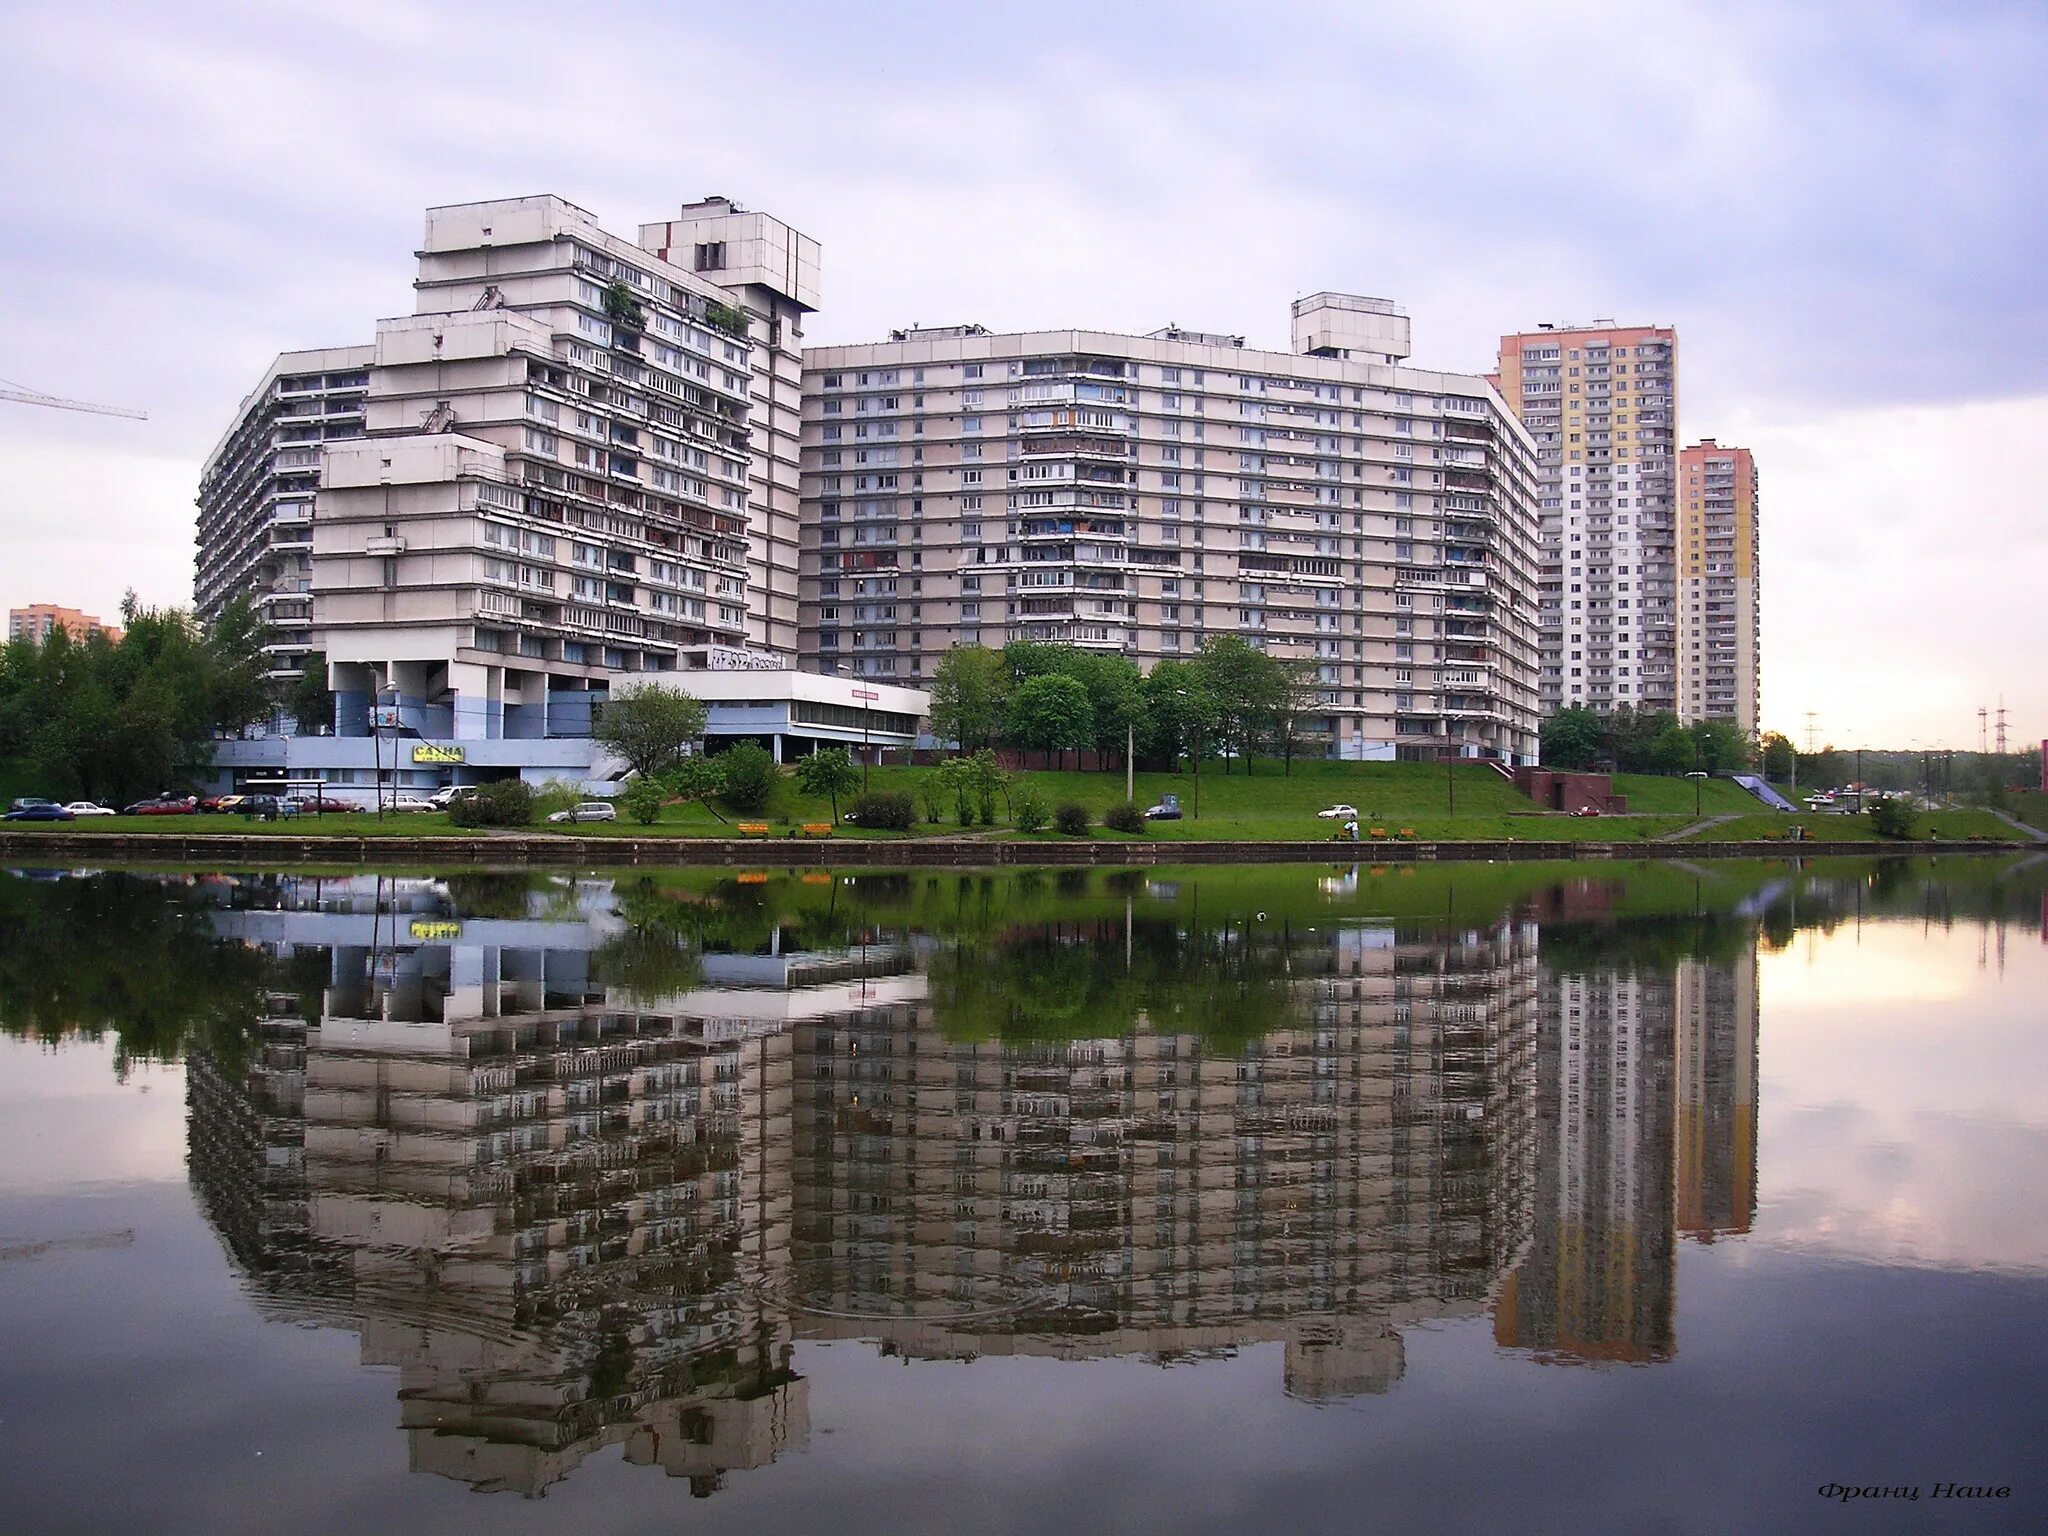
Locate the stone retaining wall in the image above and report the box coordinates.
[0,830,2025,869]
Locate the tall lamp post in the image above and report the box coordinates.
[852,687,879,791]
[1174,688,1202,820]
[374,682,401,820]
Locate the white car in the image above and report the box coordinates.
[389,795,436,813]
[548,801,618,824]
[63,801,116,817]
[427,785,475,809]
[1317,804,1360,820]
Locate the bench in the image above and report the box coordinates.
[800,822,833,838]
[1397,828,1416,839]
[736,822,771,837]
[1368,827,1389,839]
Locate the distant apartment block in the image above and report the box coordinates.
[1678,440,1760,731]
[7,603,122,645]
[800,294,1545,764]
[1495,324,1680,720]
[196,346,374,681]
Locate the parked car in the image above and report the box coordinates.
[62,802,116,817]
[547,801,618,824]
[427,785,474,809]
[123,797,194,816]
[4,803,74,822]
[290,795,358,815]
[389,795,436,813]
[1144,794,1183,821]
[237,795,298,820]
[1317,804,1360,820]
[9,797,56,813]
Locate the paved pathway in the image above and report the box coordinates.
[1658,813,1743,843]
[1990,809,2048,843]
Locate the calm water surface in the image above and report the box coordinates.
[1,857,2043,1534]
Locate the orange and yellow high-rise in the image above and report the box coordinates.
[1678,440,1760,732]
[1495,324,1680,719]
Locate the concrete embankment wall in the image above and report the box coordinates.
[0,831,2028,868]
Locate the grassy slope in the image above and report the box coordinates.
[2005,791,2048,834]
[4,762,2014,844]
[1677,810,2018,842]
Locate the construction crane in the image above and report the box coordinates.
[0,376,147,420]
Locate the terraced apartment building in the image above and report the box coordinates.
[1494,323,1681,720]
[799,294,1545,764]
[195,345,373,684]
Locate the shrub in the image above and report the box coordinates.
[1054,802,1090,836]
[448,778,535,828]
[621,777,666,825]
[917,774,948,824]
[848,789,915,831]
[1012,785,1049,833]
[1102,800,1146,835]
[716,742,778,814]
[1868,795,1918,839]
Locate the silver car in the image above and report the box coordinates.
[547,801,618,824]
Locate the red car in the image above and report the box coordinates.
[291,795,359,815]
[124,797,196,816]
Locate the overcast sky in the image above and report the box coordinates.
[2,0,2041,749]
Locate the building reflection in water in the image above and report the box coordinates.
[184,869,1759,1499]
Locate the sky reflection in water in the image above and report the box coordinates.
[0,856,2042,1535]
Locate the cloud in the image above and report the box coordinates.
[1,0,2040,740]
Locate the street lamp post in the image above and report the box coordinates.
[377,683,402,820]
[1126,719,1135,805]
[1173,687,1202,820]
[852,687,879,791]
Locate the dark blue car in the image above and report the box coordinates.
[3,803,75,822]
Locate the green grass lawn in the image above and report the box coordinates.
[10,762,1999,845]
[1677,810,2020,843]
[2005,791,2048,833]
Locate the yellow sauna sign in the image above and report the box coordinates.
[409,920,463,941]
[411,744,465,764]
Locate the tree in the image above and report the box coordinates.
[1647,724,1696,777]
[594,684,706,780]
[1760,731,1795,783]
[1194,636,1279,774]
[916,772,948,825]
[929,646,1008,750]
[1267,657,1320,776]
[964,748,1008,824]
[1868,794,1918,839]
[663,752,728,823]
[1139,660,1214,768]
[1071,652,1146,769]
[204,595,274,737]
[794,746,859,821]
[1005,674,1093,766]
[1605,706,1681,774]
[286,651,335,736]
[1693,720,1751,775]
[1541,707,1604,770]
[621,776,667,825]
[714,741,778,814]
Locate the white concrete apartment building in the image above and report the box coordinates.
[1678,439,1760,731]
[195,346,374,683]
[799,294,1544,764]
[1494,324,1680,721]
[202,195,924,798]
[312,194,789,737]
